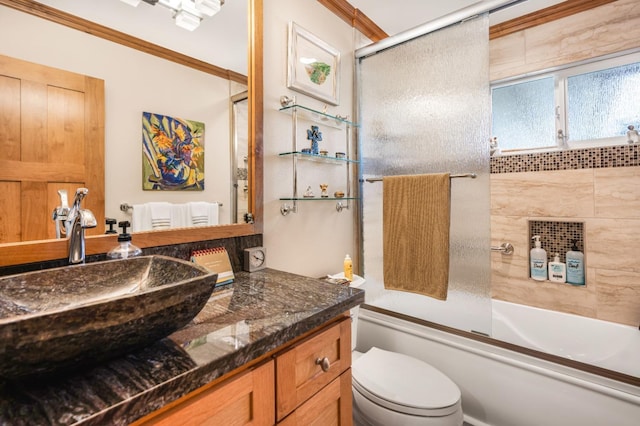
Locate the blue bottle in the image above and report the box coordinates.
[566,239,585,285]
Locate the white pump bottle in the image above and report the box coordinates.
[530,235,547,281]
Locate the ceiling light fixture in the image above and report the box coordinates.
[174,9,201,31]
[195,0,222,17]
[119,0,224,31]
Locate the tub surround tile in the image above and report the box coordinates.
[490,145,640,174]
[488,0,640,328]
[490,170,594,218]
[587,218,640,274]
[594,167,640,218]
[0,269,364,425]
[489,0,640,81]
[595,269,640,327]
[492,274,597,319]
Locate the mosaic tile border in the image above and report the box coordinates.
[490,144,640,174]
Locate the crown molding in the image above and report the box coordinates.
[317,0,388,42]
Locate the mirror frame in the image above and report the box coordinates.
[0,0,263,267]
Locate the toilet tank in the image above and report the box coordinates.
[349,275,366,351]
[327,273,365,351]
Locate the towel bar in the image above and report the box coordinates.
[119,202,223,212]
[491,243,514,255]
[364,173,477,183]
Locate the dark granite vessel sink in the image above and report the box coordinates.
[0,255,217,379]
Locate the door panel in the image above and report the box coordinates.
[0,54,104,242]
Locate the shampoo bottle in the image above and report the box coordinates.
[548,253,566,283]
[566,239,585,285]
[107,221,142,259]
[343,254,353,282]
[530,235,547,281]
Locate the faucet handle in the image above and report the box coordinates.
[58,189,69,208]
[73,187,89,203]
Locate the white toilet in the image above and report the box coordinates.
[347,275,464,426]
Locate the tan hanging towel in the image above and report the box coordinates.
[383,173,451,300]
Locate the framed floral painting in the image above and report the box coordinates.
[142,112,205,191]
[287,22,340,106]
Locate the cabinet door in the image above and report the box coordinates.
[278,370,353,426]
[137,360,274,426]
[276,317,351,421]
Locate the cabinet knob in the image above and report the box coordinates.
[315,357,330,372]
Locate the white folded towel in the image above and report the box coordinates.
[189,202,219,227]
[148,202,172,229]
[131,204,151,232]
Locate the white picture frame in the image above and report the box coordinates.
[287,22,340,106]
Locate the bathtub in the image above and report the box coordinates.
[356,302,640,426]
[492,299,639,378]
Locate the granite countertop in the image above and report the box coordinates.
[0,268,364,425]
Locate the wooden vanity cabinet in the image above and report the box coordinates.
[134,315,352,426]
[135,359,275,426]
[276,317,352,424]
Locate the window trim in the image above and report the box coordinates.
[491,48,640,155]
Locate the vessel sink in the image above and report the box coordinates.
[0,255,218,379]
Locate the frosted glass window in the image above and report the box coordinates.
[492,77,556,150]
[567,62,640,141]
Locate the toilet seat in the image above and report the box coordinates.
[352,347,461,417]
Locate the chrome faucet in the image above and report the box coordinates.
[66,188,97,264]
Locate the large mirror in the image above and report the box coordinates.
[0,0,263,266]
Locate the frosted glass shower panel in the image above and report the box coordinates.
[567,61,640,141]
[359,15,491,334]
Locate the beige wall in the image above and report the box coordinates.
[489,0,640,327]
[263,0,357,278]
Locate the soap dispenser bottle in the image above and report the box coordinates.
[107,221,142,259]
[548,253,566,283]
[566,239,585,285]
[530,236,547,281]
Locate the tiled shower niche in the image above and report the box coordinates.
[528,220,585,283]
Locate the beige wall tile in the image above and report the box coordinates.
[595,269,640,327]
[492,273,597,318]
[594,166,640,219]
[586,218,640,273]
[489,0,640,80]
[491,170,594,218]
[489,32,525,81]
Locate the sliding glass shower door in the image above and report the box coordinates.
[358,15,492,333]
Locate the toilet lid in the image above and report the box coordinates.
[352,347,461,416]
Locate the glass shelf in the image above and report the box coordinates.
[279,197,358,201]
[279,151,358,164]
[279,104,359,129]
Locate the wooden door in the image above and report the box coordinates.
[0,54,104,243]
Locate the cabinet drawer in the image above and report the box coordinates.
[276,317,351,421]
[136,360,274,426]
[278,369,353,426]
